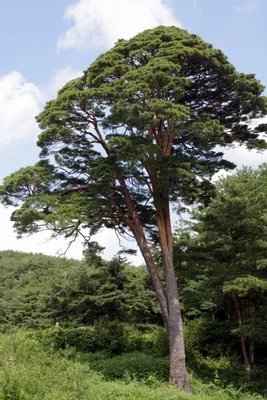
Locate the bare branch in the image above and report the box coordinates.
[56,231,79,257]
[111,199,135,231]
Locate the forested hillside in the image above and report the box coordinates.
[0,251,160,329]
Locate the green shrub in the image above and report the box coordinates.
[41,326,96,351]
[0,378,26,400]
[124,324,168,356]
[41,321,168,356]
[94,318,126,354]
[88,352,169,382]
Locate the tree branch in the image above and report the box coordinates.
[60,186,89,196]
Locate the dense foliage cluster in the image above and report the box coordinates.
[0,251,160,330]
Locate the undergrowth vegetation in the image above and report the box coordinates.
[0,332,264,400]
[0,251,266,398]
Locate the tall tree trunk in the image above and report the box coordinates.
[156,204,189,391]
[135,214,189,390]
[118,178,189,390]
[136,237,188,389]
[165,260,190,390]
[136,235,169,325]
[232,292,251,381]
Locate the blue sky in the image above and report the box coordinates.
[0,0,266,262]
[1,0,266,86]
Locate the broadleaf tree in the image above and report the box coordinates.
[1,26,267,390]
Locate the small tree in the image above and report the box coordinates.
[1,26,266,389]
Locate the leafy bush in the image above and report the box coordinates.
[0,378,26,400]
[124,324,168,356]
[42,320,168,356]
[94,319,126,354]
[42,326,97,352]
[88,352,169,382]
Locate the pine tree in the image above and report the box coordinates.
[48,255,160,326]
[1,26,267,389]
[176,166,267,381]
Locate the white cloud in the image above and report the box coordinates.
[234,1,258,13]
[58,0,181,50]
[42,65,82,99]
[212,147,267,182]
[222,117,267,168]
[0,67,82,151]
[211,117,267,181]
[0,72,42,148]
[223,146,267,169]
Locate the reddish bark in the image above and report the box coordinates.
[118,174,189,390]
[118,177,169,324]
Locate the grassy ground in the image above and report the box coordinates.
[0,332,264,400]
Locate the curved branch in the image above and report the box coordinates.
[60,186,89,196]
